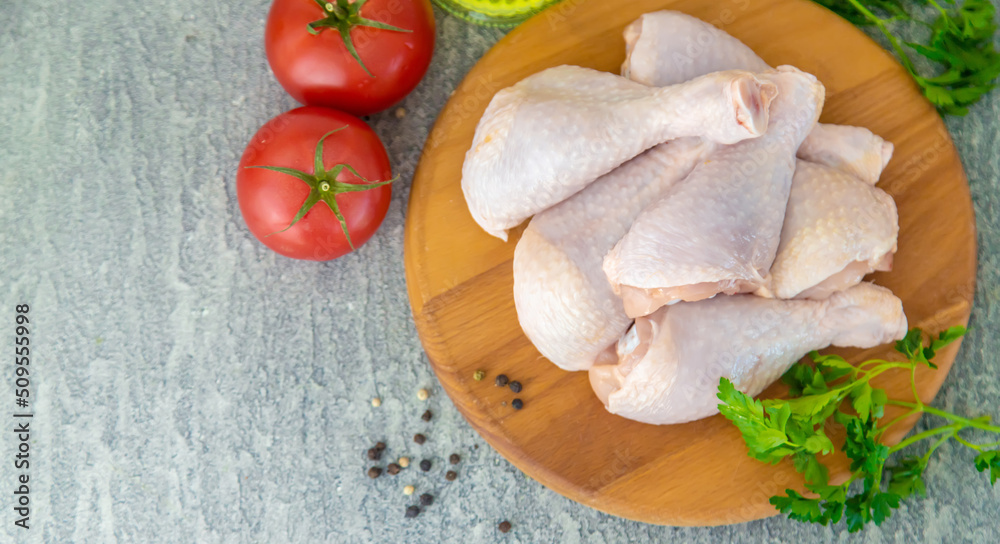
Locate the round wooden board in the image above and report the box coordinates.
[404,0,977,526]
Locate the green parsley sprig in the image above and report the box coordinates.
[810,0,1000,115]
[717,326,1000,532]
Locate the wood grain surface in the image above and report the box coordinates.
[403,0,977,526]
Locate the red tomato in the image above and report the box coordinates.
[237,106,393,261]
[265,0,436,116]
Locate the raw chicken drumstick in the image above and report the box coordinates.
[618,11,899,301]
[589,282,908,425]
[513,139,714,371]
[603,67,824,316]
[462,65,776,240]
[622,10,894,184]
[761,160,899,300]
[796,123,894,185]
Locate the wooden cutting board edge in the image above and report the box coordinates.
[403,0,979,526]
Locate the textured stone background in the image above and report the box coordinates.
[1,1,998,542]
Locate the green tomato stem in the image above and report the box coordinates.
[246,127,396,250]
[306,0,411,77]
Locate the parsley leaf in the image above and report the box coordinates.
[871,492,901,525]
[844,417,890,475]
[794,451,830,486]
[850,382,888,421]
[771,490,826,524]
[931,325,968,353]
[814,353,856,383]
[813,0,1000,115]
[717,378,791,463]
[895,328,927,362]
[974,450,1000,485]
[718,325,1000,532]
[887,456,928,498]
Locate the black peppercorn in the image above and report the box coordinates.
[512,398,524,410]
[367,467,382,479]
[367,448,381,461]
[414,433,426,445]
[445,470,457,481]
[509,381,522,393]
[449,453,461,465]
[405,505,420,518]
[375,441,386,451]
[420,459,432,472]
[387,463,401,475]
[495,374,509,387]
[419,493,434,506]
[498,520,511,533]
[421,410,433,422]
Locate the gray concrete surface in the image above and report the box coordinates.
[1,1,998,542]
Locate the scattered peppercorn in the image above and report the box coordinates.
[420,459,432,472]
[375,442,387,451]
[395,107,407,119]
[419,493,434,506]
[512,399,524,410]
[421,410,433,422]
[414,433,426,445]
[371,397,381,407]
[387,463,401,475]
[498,520,512,533]
[445,470,457,481]
[405,505,420,518]
[473,369,486,381]
[399,457,410,468]
[403,485,415,495]
[367,448,381,461]
[495,374,509,387]
[367,467,382,479]
[449,453,461,465]
[509,381,522,393]
[501,401,507,407]
[417,388,429,401]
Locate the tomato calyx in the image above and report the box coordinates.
[306,0,412,77]
[246,126,396,250]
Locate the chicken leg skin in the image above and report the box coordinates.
[462,65,776,240]
[760,160,899,300]
[514,139,714,371]
[589,282,907,425]
[604,67,824,316]
[622,10,894,184]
